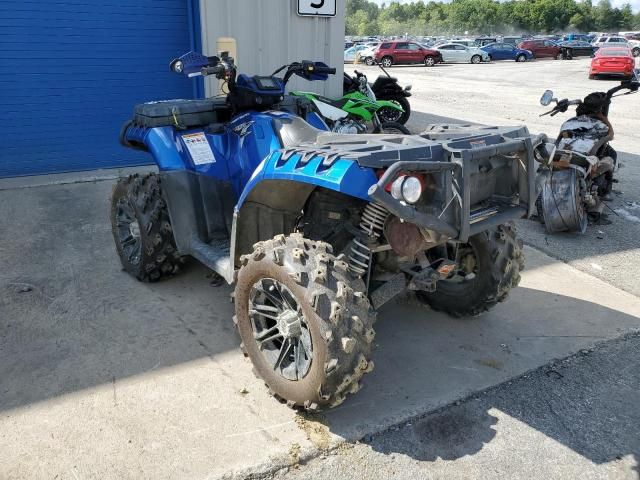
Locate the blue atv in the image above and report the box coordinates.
[112,51,535,411]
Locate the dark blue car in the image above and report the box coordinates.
[481,42,534,62]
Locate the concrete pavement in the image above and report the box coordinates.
[2,179,640,479]
[268,333,640,480]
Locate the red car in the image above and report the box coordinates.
[517,39,562,59]
[589,47,635,79]
[374,41,442,67]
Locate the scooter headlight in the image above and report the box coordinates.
[391,175,423,204]
[172,60,184,73]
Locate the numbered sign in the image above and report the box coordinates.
[297,0,336,17]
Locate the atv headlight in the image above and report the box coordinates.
[391,175,422,204]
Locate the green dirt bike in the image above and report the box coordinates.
[291,70,410,134]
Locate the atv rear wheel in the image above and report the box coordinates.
[234,234,376,411]
[110,173,183,282]
[416,223,524,317]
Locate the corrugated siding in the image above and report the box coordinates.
[200,0,345,98]
[0,0,196,177]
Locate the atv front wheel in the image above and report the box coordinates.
[234,234,376,411]
[416,223,524,317]
[110,173,183,282]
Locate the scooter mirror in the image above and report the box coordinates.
[540,90,554,106]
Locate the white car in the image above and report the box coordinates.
[357,43,381,65]
[629,39,640,57]
[344,44,368,63]
[592,36,628,47]
[435,43,490,63]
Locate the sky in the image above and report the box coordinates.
[369,0,640,13]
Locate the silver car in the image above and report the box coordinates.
[435,43,490,64]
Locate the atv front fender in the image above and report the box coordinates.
[236,149,377,209]
[232,149,377,270]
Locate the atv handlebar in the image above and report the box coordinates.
[273,61,336,85]
[201,65,227,76]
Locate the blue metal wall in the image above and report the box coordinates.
[0,0,200,177]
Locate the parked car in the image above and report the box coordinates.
[435,43,490,63]
[589,46,635,79]
[562,33,593,42]
[344,44,368,63]
[592,35,628,47]
[559,40,598,59]
[451,39,477,47]
[374,41,442,67]
[501,36,523,45]
[481,42,533,62]
[629,40,640,57]
[475,37,497,46]
[517,39,562,59]
[357,43,381,65]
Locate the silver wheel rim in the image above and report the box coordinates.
[425,57,434,66]
[383,58,392,67]
[115,199,142,266]
[472,55,480,64]
[249,278,312,380]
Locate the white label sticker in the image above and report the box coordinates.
[182,132,216,165]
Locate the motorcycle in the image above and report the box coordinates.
[343,63,412,125]
[534,72,639,233]
[290,69,410,135]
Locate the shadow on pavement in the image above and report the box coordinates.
[362,333,640,473]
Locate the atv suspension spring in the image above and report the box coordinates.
[348,202,388,277]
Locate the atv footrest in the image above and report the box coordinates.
[190,234,232,283]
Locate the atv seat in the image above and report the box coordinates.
[273,116,324,147]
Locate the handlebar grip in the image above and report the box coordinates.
[202,65,224,76]
[316,66,336,75]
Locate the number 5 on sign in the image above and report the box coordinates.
[297,0,336,16]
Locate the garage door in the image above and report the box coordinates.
[0,0,199,177]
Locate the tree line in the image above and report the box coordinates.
[346,0,640,36]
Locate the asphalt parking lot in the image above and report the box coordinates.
[1,58,639,479]
[348,57,640,297]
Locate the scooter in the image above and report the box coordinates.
[343,63,412,125]
[534,72,639,233]
[290,69,409,135]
